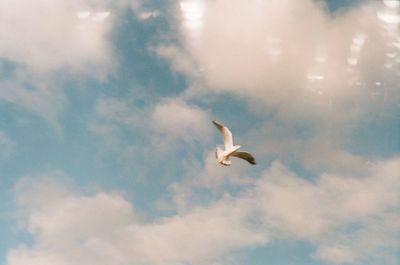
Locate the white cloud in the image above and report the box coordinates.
[169,157,400,263]
[151,98,212,141]
[254,159,400,263]
[0,0,116,74]
[7,158,399,265]
[8,173,265,265]
[159,0,398,121]
[124,199,266,264]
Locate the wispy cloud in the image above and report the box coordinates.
[89,95,212,181]
[0,130,14,159]
[0,75,66,133]
[151,98,212,141]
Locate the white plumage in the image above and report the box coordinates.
[212,120,256,166]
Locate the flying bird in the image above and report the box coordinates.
[213,120,256,166]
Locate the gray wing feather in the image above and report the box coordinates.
[231,151,256,165]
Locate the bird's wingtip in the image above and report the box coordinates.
[212,120,222,127]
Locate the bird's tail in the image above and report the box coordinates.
[215,147,223,160]
[216,147,231,166]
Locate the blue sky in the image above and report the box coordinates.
[0,0,399,265]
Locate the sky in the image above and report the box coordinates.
[0,0,399,264]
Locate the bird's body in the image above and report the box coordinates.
[212,120,256,166]
[215,145,240,166]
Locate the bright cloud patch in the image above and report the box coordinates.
[0,0,114,73]
[160,0,399,120]
[7,158,399,265]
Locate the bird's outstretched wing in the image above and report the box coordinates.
[231,151,256,165]
[212,120,233,149]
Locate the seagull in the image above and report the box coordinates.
[213,120,256,166]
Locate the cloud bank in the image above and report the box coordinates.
[7,158,399,265]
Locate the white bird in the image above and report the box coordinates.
[213,120,256,166]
